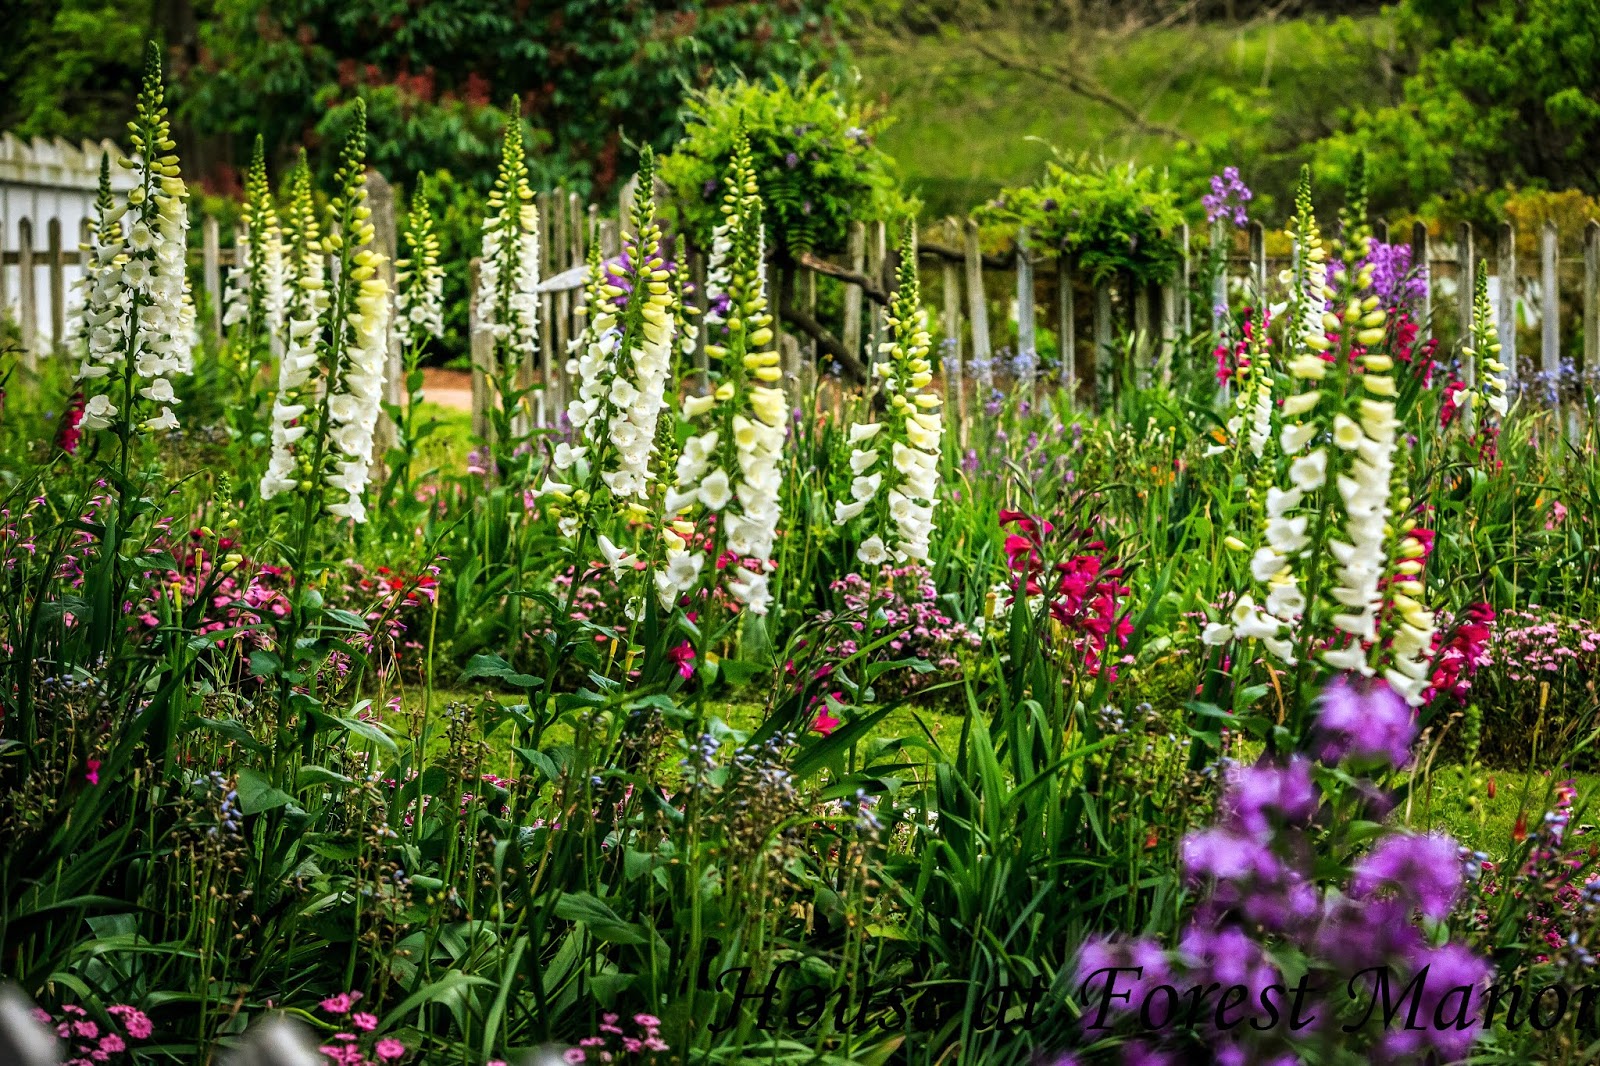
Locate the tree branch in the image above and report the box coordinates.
[966,37,1196,146]
[795,251,889,304]
[782,304,869,382]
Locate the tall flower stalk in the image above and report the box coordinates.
[394,182,444,351]
[1469,272,1510,420]
[223,136,283,351]
[667,128,785,616]
[545,148,679,558]
[475,105,540,479]
[259,100,389,526]
[834,219,942,567]
[76,42,192,464]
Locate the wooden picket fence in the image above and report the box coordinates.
[7,148,1600,441]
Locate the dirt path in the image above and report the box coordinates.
[421,367,473,412]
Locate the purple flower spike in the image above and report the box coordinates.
[1223,756,1318,837]
[1313,674,1416,768]
[1351,832,1464,920]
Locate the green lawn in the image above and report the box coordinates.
[391,684,1587,860]
[854,15,1396,217]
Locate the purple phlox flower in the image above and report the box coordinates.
[1350,832,1463,921]
[1371,942,1492,1062]
[1359,241,1427,310]
[1222,756,1318,837]
[1177,924,1280,1007]
[1202,168,1253,227]
[1074,935,1171,1019]
[784,151,800,169]
[1313,674,1416,769]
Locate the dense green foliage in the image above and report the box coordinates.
[977,156,1187,285]
[1318,0,1600,221]
[660,77,907,260]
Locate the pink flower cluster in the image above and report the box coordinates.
[29,1002,151,1065]
[317,991,406,1064]
[564,1013,669,1063]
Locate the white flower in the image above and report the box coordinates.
[727,565,773,615]
[834,499,868,523]
[1201,622,1233,645]
[698,469,733,510]
[1288,450,1327,491]
[597,535,635,581]
[858,535,889,565]
[851,473,882,502]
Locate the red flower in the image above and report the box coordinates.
[667,641,696,680]
[85,759,101,786]
[56,391,86,455]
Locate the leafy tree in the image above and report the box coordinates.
[659,77,907,261]
[980,155,1186,286]
[0,0,152,144]
[180,0,849,195]
[1318,0,1600,220]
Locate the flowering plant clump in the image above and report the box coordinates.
[1202,166,1253,227]
[813,566,979,695]
[30,1002,151,1065]
[996,508,1131,677]
[394,179,445,349]
[317,991,409,1064]
[563,1012,670,1064]
[665,126,785,615]
[76,42,193,443]
[1071,674,1491,1064]
[834,219,942,567]
[260,100,390,523]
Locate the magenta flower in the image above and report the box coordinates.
[375,1037,407,1061]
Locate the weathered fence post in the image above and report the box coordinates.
[46,219,65,349]
[963,218,991,383]
[1457,222,1475,388]
[17,218,36,363]
[1210,221,1228,332]
[1248,220,1267,300]
[1059,256,1076,406]
[1132,281,1152,389]
[1542,220,1561,415]
[1178,221,1192,335]
[867,220,887,358]
[1498,221,1518,384]
[469,257,492,443]
[1016,226,1036,391]
[202,213,223,340]
[1159,275,1177,388]
[1411,222,1432,341]
[941,242,967,444]
[1093,283,1113,405]
[1585,220,1600,382]
[843,221,865,365]
[1373,219,1390,246]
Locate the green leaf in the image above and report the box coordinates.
[338,715,399,756]
[459,651,539,688]
[248,650,281,678]
[235,767,293,815]
[553,891,649,945]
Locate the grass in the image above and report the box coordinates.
[853,15,1397,218]
[394,684,1588,860]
